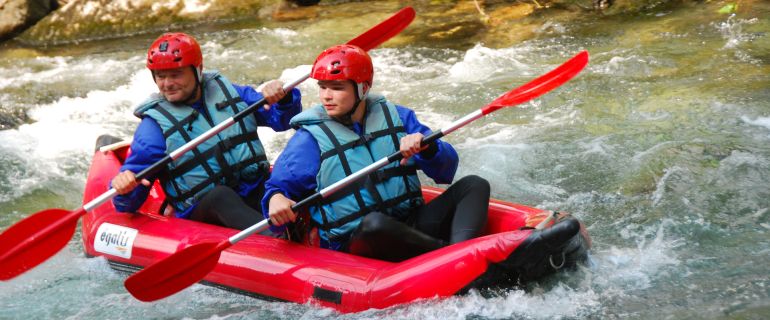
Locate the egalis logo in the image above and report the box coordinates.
[94,223,138,259]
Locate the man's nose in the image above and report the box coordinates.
[157,78,170,88]
[320,89,332,100]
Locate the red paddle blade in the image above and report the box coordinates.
[124,241,229,302]
[347,6,415,51]
[482,51,589,115]
[0,208,81,280]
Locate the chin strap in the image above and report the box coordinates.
[339,81,369,125]
[179,66,204,105]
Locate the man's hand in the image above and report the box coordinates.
[259,80,287,110]
[268,193,297,226]
[111,170,150,195]
[399,133,427,165]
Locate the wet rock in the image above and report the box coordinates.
[549,0,690,14]
[7,0,712,48]
[288,0,319,6]
[0,47,42,59]
[480,3,540,47]
[0,0,58,42]
[271,0,319,21]
[15,0,273,45]
[0,108,30,130]
[402,2,488,49]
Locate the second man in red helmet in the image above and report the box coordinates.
[110,32,301,230]
[265,45,490,261]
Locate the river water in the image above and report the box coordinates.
[1,2,768,319]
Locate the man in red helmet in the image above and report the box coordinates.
[263,45,489,261]
[110,32,301,230]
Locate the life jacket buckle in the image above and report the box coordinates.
[219,139,234,151]
[187,110,199,131]
[371,170,386,183]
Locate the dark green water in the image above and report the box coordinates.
[0,2,768,319]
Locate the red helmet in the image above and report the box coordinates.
[311,44,373,92]
[146,33,203,71]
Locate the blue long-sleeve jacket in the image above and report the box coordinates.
[113,85,302,215]
[262,104,459,224]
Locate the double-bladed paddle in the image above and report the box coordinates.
[0,6,417,281]
[124,50,590,302]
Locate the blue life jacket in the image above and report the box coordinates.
[290,94,424,243]
[134,71,269,215]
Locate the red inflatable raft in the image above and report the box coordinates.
[81,137,590,313]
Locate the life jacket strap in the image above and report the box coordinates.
[319,125,405,161]
[313,190,423,233]
[213,77,263,163]
[167,131,263,177]
[154,105,219,199]
[318,122,371,216]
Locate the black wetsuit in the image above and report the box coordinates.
[347,175,490,262]
[191,185,265,230]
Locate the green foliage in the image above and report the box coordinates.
[718,3,737,14]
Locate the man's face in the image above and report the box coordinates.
[153,67,197,103]
[317,80,356,118]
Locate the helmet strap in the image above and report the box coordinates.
[340,80,367,125]
[356,82,368,101]
[181,66,202,104]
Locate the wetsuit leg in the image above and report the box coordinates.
[347,211,446,262]
[414,175,490,244]
[190,185,264,230]
[346,175,489,261]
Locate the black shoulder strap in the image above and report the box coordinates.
[154,106,218,202]
[317,123,371,213]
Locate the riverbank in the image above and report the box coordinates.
[3,0,753,48]
[0,0,761,131]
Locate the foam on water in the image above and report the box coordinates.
[0,55,142,92]
[372,48,458,83]
[448,44,531,82]
[203,28,301,61]
[716,16,759,49]
[0,67,152,201]
[584,223,684,316]
[741,116,770,137]
[714,15,762,64]
[594,54,654,78]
